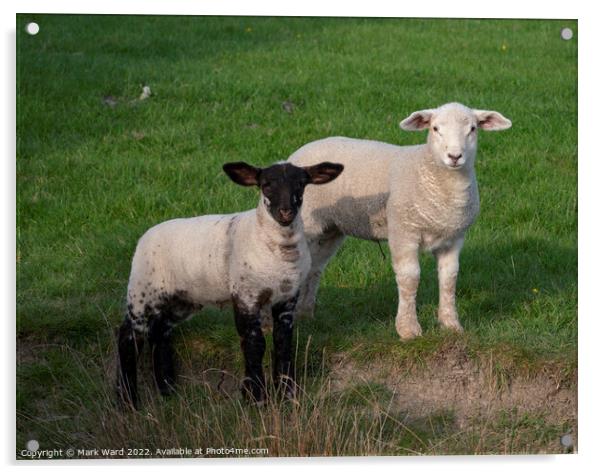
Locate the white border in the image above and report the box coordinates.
[8,0,579,19]
[4,1,600,473]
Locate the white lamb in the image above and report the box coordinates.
[116,160,344,407]
[288,102,511,340]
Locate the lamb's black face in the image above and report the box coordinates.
[258,163,309,226]
[223,160,344,227]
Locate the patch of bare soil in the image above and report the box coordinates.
[329,344,576,431]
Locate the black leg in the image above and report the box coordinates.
[149,317,176,396]
[272,294,298,400]
[117,318,144,409]
[233,304,266,403]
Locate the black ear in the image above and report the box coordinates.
[304,162,344,185]
[223,162,261,186]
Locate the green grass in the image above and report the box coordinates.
[16,15,577,456]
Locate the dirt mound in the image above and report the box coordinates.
[329,344,576,430]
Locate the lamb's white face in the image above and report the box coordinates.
[400,103,512,171]
[429,106,478,169]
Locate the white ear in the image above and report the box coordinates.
[399,109,435,131]
[474,109,512,131]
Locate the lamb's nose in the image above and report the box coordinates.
[279,209,293,220]
[447,152,462,161]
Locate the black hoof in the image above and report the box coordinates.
[241,378,266,405]
[274,375,297,402]
[157,379,176,398]
[115,381,139,410]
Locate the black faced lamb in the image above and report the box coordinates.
[117,160,344,408]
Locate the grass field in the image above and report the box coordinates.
[16,15,577,457]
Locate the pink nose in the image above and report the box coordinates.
[447,153,462,164]
[279,209,293,220]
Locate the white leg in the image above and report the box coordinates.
[390,239,422,340]
[296,234,345,319]
[434,237,464,332]
[296,269,321,319]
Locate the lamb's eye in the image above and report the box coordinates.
[470,125,476,132]
[433,126,439,132]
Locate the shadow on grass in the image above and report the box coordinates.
[310,236,576,341]
[16,234,576,361]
